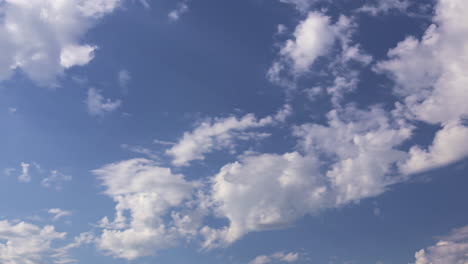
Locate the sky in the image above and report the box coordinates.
[0,0,467,263]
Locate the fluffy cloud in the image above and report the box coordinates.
[377,0,468,125]
[0,0,122,86]
[269,12,335,79]
[414,225,468,264]
[0,220,70,264]
[377,0,468,174]
[86,88,122,117]
[268,12,371,101]
[202,106,413,248]
[399,121,468,174]
[166,113,276,167]
[93,158,203,260]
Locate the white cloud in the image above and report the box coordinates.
[92,158,202,260]
[414,225,468,264]
[121,144,159,160]
[168,0,189,22]
[377,0,468,125]
[377,0,468,174]
[0,220,70,264]
[48,208,72,221]
[166,113,274,167]
[357,0,411,16]
[60,44,97,68]
[86,88,122,117]
[202,106,413,248]
[274,12,335,75]
[7,107,17,114]
[249,252,301,264]
[268,13,371,97]
[18,162,31,182]
[399,121,468,174]
[0,0,122,86]
[41,170,72,190]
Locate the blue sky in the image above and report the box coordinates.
[0,0,468,263]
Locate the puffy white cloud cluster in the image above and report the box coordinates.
[202,106,412,248]
[378,0,468,174]
[414,225,468,264]
[93,158,204,260]
[0,220,71,264]
[0,0,122,85]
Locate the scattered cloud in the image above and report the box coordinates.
[414,225,468,264]
[48,208,72,221]
[18,162,31,183]
[168,0,189,22]
[0,0,122,86]
[41,170,72,190]
[166,113,274,167]
[86,88,122,117]
[0,220,70,264]
[249,252,301,264]
[93,158,202,260]
[378,0,468,174]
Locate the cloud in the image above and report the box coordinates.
[117,69,131,94]
[18,162,31,182]
[399,121,468,174]
[377,0,468,174]
[41,170,72,190]
[268,12,371,97]
[166,113,274,167]
[357,0,411,16]
[249,252,301,264]
[48,208,72,221]
[377,0,468,125]
[92,158,202,260]
[168,0,189,22]
[86,88,122,117]
[0,0,122,86]
[270,12,335,77]
[414,225,468,264]
[0,220,70,264]
[202,106,413,248]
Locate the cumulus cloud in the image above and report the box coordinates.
[269,12,335,78]
[202,106,413,248]
[268,12,371,100]
[0,0,122,86]
[86,88,122,117]
[414,225,468,264]
[399,121,468,174]
[0,220,70,264]
[377,0,468,173]
[92,158,203,260]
